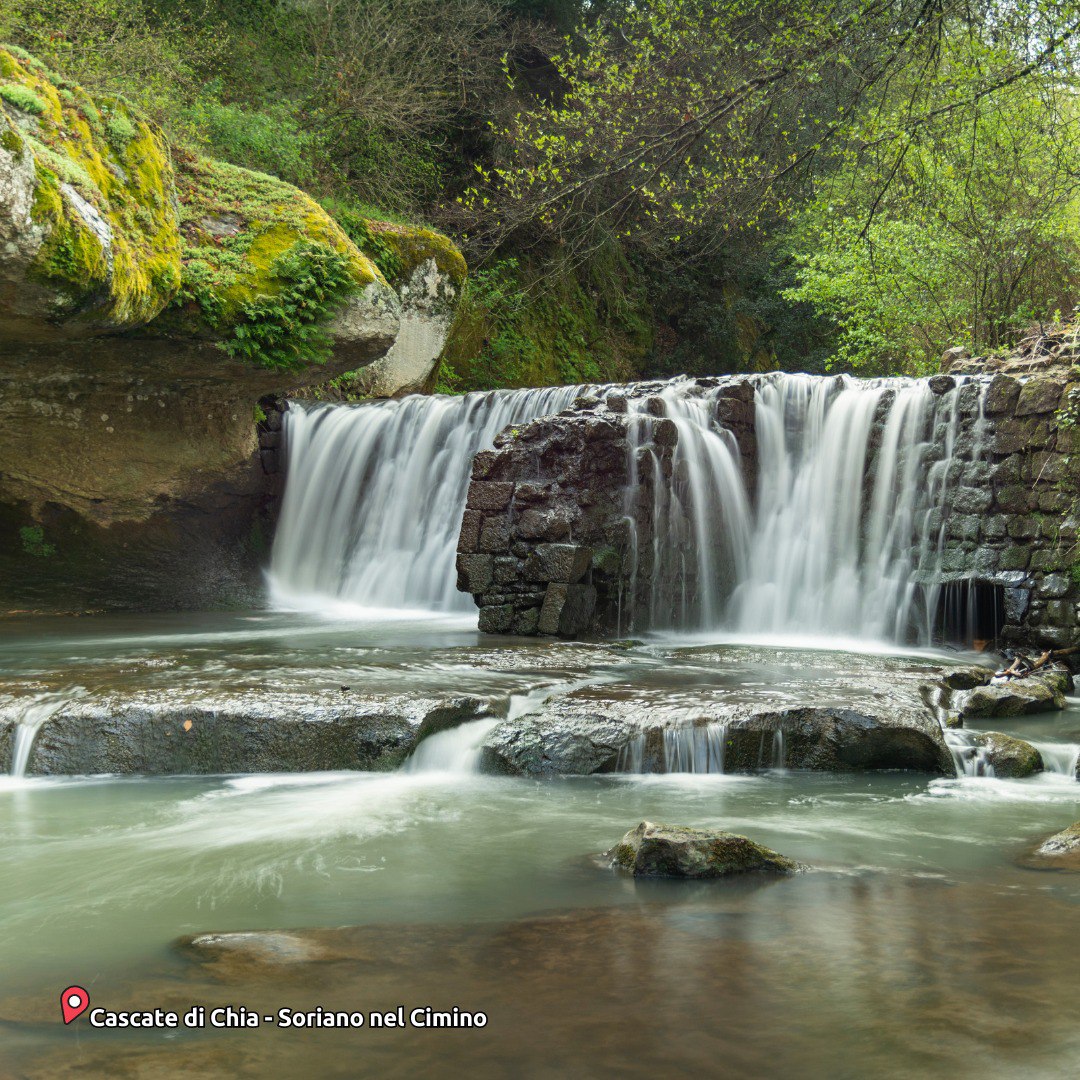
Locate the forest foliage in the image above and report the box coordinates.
[5,0,1080,379]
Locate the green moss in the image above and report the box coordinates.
[2,45,181,327]
[368,222,467,286]
[170,155,378,348]
[0,83,46,114]
[1,124,22,154]
[221,241,358,370]
[438,253,650,392]
[104,111,137,147]
[19,525,56,558]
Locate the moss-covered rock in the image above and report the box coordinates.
[165,154,397,369]
[972,731,1044,778]
[606,821,801,879]
[0,44,180,338]
[0,44,406,372]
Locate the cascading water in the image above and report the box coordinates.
[269,386,589,611]
[729,375,987,643]
[624,385,751,629]
[619,374,987,643]
[271,372,987,646]
[5,692,80,778]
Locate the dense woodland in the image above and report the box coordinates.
[5,0,1080,388]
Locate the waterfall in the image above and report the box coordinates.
[271,372,987,644]
[729,375,986,642]
[269,386,588,611]
[5,692,77,778]
[624,385,751,630]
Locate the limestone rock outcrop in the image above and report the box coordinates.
[0,46,464,609]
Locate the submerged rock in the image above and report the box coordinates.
[971,732,1044,778]
[1021,822,1080,871]
[607,821,800,879]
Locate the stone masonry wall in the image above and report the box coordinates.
[458,369,1079,646]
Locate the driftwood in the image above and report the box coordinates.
[995,646,1078,680]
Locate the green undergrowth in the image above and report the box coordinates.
[434,251,650,393]
[169,154,379,368]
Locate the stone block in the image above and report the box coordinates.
[538,582,597,637]
[1045,599,1075,626]
[478,604,514,634]
[1031,550,1072,572]
[951,487,992,514]
[1015,377,1063,416]
[511,606,540,635]
[1004,587,1031,622]
[471,450,497,479]
[1038,573,1070,599]
[981,516,1007,540]
[493,556,520,585]
[517,508,571,540]
[652,417,679,447]
[715,398,755,428]
[524,543,593,584]
[478,517,511,553]
[456,554,493,594]
[458,509,481,554]
[467,481,514,511]
[994,485,1032,513]
[985,374,1020,415]
[1000,545,1031,571]
[716,380,755,403]
[993,417,1051,454]
[929,374,956,395]
[947,514,980,542]
[1007,516,1038,541]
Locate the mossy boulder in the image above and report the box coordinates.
[164,154,399,369]
[0,44,180,339]
[607,821,801,879]
[972,732,1044,778]
[956,670,1071,720]
[0,44,405,372]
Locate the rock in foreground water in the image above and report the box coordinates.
[1021,822,1080,871]
[608,821,800,879]
[956,670,1072,719]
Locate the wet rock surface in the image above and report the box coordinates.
[972,732,1044,778]
[607,821,800,878]
[1023,822,1080,870]
[480,646,962,777]
[954,669,1072,720]
[0,691,494,775]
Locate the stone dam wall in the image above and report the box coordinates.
[456,368,1080,649]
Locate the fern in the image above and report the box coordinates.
[222,242,357,370]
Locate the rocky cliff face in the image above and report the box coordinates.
[0,46,464,609]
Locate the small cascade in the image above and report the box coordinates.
[615,721,786,774]
[403,717,503,774]
[5,693,75,778]
[624,385,751,629]
[944,729,995,777]
[269,385,589,611]
[1029,741,1080,777]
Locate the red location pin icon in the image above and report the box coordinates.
[61,986,90,1024]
